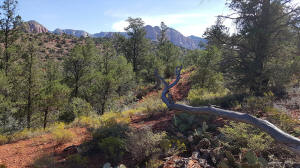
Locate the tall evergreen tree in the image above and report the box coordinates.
[63,39,96,98]
[211,0,300,95]
[40,60,70,129]
[9,39,42,128]
[157,22,181,78]
[124,17,148,77]
[0,0,22,75]
[89,41,134,114]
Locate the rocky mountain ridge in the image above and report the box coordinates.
[23,20,205,49]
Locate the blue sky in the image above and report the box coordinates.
[18,0,232,37]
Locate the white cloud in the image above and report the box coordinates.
[112,20,128,32]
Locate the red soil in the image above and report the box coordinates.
[0,128,91,168]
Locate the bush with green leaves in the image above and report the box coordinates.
[135,94,167,117]
[217,150,267,168]
[64,154,88,168]
[32,155,55,168]
[187,87,229,106]
[189,46,224,92]
[88,123,129,164]
[173,113,216,136]
[90,123,128,148]
[219,122,273,154]
[159,137,187,156]
[265,107,299,134]
[59,98,95,123]
[0,134,8,145]
[51,122,74,144]
[125,127,167,163]
[98,136,126,164]
[241,92,274,116]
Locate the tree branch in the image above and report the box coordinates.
[156,67,300,156]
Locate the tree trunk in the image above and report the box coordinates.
[156,66,300,156]
[26,54,33,129]
[43,107,49,129]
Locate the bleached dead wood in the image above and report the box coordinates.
[156,66,300,156]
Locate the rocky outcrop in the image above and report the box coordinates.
[92,32,128,38]
[144,25,205,50]
[52,28,90,38]
[22,20,49,33]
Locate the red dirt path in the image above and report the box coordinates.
[0,128,91,168]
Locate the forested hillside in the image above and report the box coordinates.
[0,0,300,168]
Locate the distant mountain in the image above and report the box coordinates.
[188,35,207,47]
[92,26,205,49]
[92,32,127,38]
[22,20,49,34]
[23,20,205,50]
[144,25,203,49]
[52,28,90,38]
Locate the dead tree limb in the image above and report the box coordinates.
[156,66,300,156]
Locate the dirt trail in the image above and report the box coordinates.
[0,128,90,168]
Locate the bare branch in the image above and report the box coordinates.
[156,67,300,156]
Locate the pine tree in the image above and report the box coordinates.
[40,60,69,129]
[0,0,22,75]
[9,39,42,128]
[89,41,134,114]
[211,0,300,95]
[157,22,181,78]
[63,39,96,98]
[124,17,149,77]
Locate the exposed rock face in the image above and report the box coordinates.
[53,28,90,38]
[144,25,205,50]
[23,20,49,33]
[57,25,205,49]
[92,32,127,38]
[189,35,207,48]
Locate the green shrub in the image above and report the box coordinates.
[64,154,88,168]
[92,123,128,142]
[159,137,186,156]
[99,112,130,127]
[241,92,274,116]
[219,122,273,154]
[59,98,95,123]
[265,107,299,133]
[72,115,100,128]
[98,136,126,164]
[145,158,164,168]
[217,150,267,168]
[136,94,167,117]
[125,127,167,163]
[89,123,128,164]
[51,123,74,144]
[32,155,55,168]
[187,87,229,106]
[0,164,7,168]
[0,135,8,145]
[173,113,216,135]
